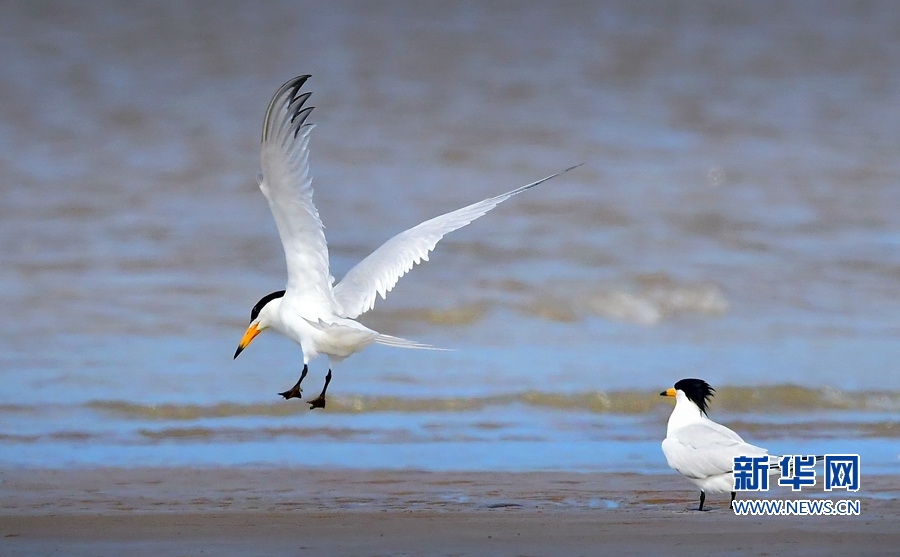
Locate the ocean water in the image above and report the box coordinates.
[1,1,899,474]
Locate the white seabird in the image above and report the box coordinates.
[234,75,580,408]
[660,378,781,510]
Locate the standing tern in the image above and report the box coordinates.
[234,75,580,408]
[660,378,782,511]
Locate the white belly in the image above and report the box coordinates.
[278,311,378,362]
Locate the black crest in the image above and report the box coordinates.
[674,378,715,416]
[250,290,285,322]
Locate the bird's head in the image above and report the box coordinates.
[660,378,715,416]
[234,290,285,359]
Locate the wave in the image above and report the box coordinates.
[521,274,729,325]
[81,385,900,420]
[126,421,900,441]
[367,274,729,327]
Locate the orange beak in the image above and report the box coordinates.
[660,387,676,397]
[234,322,260,359]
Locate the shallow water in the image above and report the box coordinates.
[1,1,899,473]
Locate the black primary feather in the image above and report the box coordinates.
[674,378,715,416]
[262,75,313,144]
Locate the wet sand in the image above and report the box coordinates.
[2,468,897,556]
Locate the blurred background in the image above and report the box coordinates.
[1,1,898,473]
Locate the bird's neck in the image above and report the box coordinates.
[258,297,284,328]
[666,395,705,437]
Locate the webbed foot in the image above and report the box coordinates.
[278,365,308,400]
[307,369,332,410]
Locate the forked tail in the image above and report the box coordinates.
[303,317,448,352]
[374,333,449,351]
[769,455,825,475]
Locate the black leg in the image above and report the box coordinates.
[307,369,332,410]
[278,364,308,400]
[698,490,706,512]
[730,491,736,510]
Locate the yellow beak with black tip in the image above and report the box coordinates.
[660,387,676,397]
[234,322,261,359]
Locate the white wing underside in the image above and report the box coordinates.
[333,166,581,319]
[664,422,771,480]
[258,76,335,315]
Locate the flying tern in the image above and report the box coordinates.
[234,75,580,408]
[660,378,783,511]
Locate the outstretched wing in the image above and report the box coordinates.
[333,165,582,319]
[258,76,335,312]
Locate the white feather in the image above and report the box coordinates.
[333,166,580,319]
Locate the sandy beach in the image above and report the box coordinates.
[2,467,897,556]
